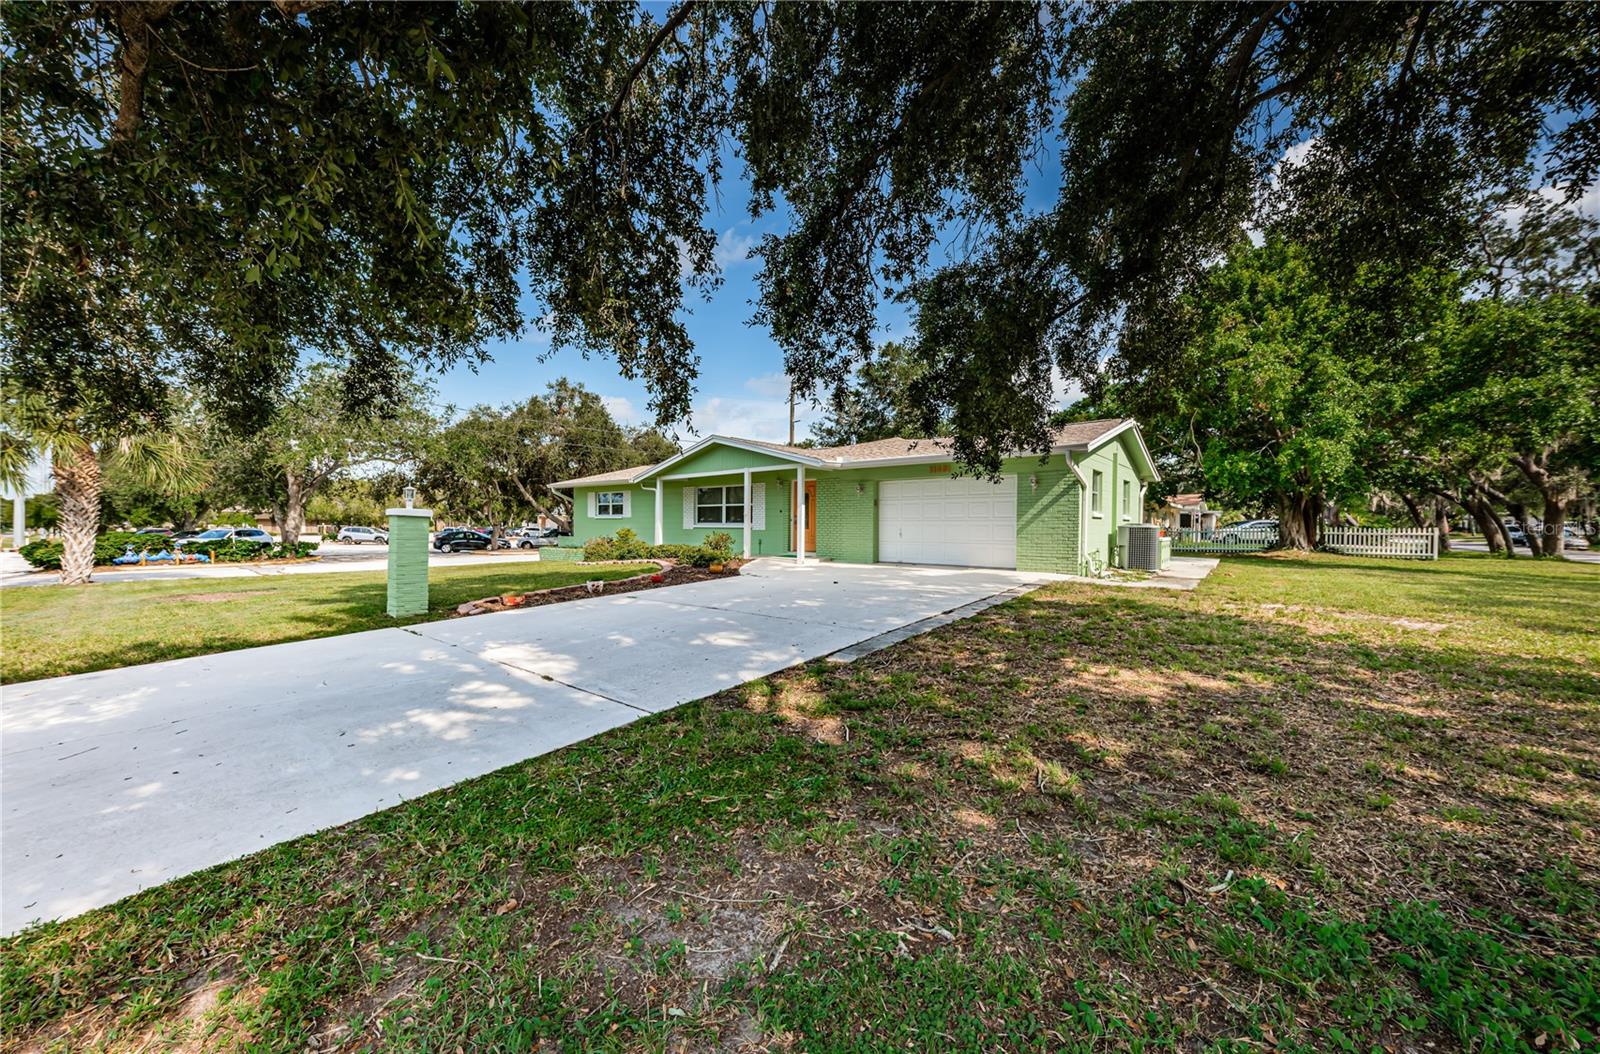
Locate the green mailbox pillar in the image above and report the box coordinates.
[386,503,433,617]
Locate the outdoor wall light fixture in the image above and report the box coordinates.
[856,481,865,495]
[1029,474,1039,492]
[403,485,416,509]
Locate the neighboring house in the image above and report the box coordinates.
[551,418,1160,575]
[1156,493,1220,532]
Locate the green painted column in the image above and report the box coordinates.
[386,507,433,617]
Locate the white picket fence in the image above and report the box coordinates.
[1171,527,1279,553]
[1172,524,1440,559]
[1318,526,1439,560]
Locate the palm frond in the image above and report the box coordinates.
[108,433,211,493]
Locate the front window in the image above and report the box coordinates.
[695,485,745,526]
[1091,471,1104,515]
[1121,480,1131,518]
[595,491,626,517]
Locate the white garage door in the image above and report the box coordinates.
[878,475,1017,568]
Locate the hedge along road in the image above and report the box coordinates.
[0,543,550,587]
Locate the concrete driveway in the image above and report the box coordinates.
[1,559,1061,934]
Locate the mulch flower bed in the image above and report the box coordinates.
[453,558,747,617]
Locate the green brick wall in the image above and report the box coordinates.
[1015,458,1082,574]
[814,477,877,563]
[385,511,432,616]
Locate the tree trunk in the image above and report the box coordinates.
[1507,500,1543,556]
[1469,474,1516,557]
[1399,493,1426,529]
[1275,492,1318,550]
[270,467,306,549]
[1432,501,1452,553]
[54,444,103,586]
[1513,452,1566,557]
[1473,499,1507,553]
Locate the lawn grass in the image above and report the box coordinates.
[2,552,1596,1051]
[0,561,657,684]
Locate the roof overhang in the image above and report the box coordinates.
[1061,420,1161,483]
[630,435,827,483]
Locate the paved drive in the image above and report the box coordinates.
[1,559,1063,934]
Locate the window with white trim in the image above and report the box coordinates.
[1091,471,1104,515]
[1121,480,1132,519]
[595,491,626,517]
[695,485,745,526]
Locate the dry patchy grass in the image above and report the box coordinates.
[2,552,1596,1052]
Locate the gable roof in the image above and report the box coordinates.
[547,466,645,489]
[1049,418,1129,448]
[551,417,1158,489]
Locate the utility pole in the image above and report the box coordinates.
[788,385,796,446]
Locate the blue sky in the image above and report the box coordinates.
[433,135,1073,446]
[431,161,851,444]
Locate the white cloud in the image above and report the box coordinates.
[683,393,822,444]
[713,227,758,268]
[742,372,792,399]
[1049,365,1083,410]
[601,395,640,425]
[1280,138,1317,169]
[1498,181,1600,228]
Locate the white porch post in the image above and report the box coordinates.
[796,465,806,564]
[742,468,752,558]
[654,479,664,545]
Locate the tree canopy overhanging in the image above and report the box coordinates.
[4,1,1596,471]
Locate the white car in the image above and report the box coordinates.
[1218,518,1279,536]
[336,525,389,545]
[1563,527,1591,551]
[175,527,275,548]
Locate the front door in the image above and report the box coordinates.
[791,479,817,554]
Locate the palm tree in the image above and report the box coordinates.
[1,387,204,585]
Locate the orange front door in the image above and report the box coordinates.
[791,480,817,554]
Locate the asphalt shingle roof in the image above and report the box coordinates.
[551,418,1135,487]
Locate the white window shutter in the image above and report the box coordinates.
[682,486,695,529]
[587,491,597,517]
[621,490,631,517]
[751,483,766,530]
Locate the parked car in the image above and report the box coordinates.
[505,527,555,549]
[1562,526,1590,550]
[1218,518,1278,536]
[432,528,493,553]
[134,526,173,536]
[176,527,275,548]
[336,525,389,545]
[169,530,201,544]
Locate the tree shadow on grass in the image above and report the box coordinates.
[877,585,1600,919]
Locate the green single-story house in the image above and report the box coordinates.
[551,418,1160,575]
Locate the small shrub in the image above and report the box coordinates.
[18,531,167,570]
[580,533,733,568]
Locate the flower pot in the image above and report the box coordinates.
[708,561,724,573]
